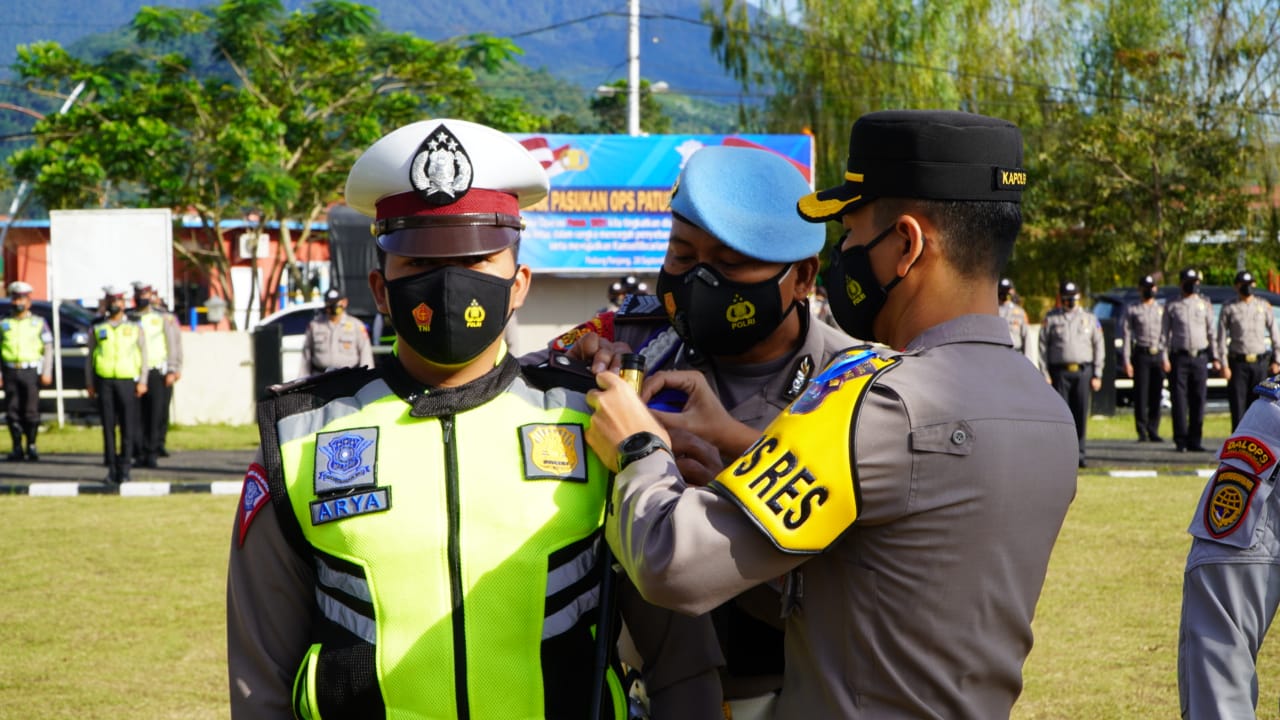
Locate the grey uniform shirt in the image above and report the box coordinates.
[998,300,1031,356]
[1163,294,1218,361]
[608,314,1078,718]
[1122,299,1166,366]
[1217,297,1279,363]
[1179,386,1280,717]
[1038,306,1106,379]
[299,313,373,375]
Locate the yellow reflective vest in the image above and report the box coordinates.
[260,360,626,719]
[1,315,48,365]
[92,320,143,380]
[135,310,168,370]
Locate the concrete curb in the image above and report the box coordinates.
[3,480,243,496]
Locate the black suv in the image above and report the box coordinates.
[0,299,97,416]
[1091,285,1280,404]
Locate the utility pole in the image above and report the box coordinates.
[627,0,640,136]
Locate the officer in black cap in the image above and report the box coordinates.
[1122,274,1166,442]
[585,109,1077,718]
[1162,267,1218,451]
[997,277,1030,357]
[298,286,372,376]
[1039,280,1106,466]
[1217,269,1280,429]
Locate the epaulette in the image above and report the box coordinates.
[1255,375,1280,401]
[614,294,667,322]
[265,365,378,400]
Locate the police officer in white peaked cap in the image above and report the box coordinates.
[227,118,722,720]
[1,280,54,461]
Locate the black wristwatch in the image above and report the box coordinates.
[616,432,672,471]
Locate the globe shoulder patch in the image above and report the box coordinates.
[710,349,900,554]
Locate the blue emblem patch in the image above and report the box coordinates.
[314,427,378,495]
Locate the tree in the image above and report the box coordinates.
[703,0,1280,300]
[590,78,673,135]
[8,0,543,326]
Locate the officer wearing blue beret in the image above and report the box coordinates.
[586,110,1078,718]
[527,145,854,716]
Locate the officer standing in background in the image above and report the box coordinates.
[1122,274,1166,443]
[1163,268,1218,452]
[130,281,183,467]
[1178,375,1280,715]
[227,119,721,719]
[528,145,852,716]
[585,109,1078,718]
[1039,280,1105,468]
[0,281,53,461]
[86,286,147,486]
[1217,270,1280,430]
[299,287,373,376]
[997,277,1031,358]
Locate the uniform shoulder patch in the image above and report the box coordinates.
[1220,435,1276,475]
[314,427,379,493]
[1203,467,1263,539]
[519,423,588,482]
[237,463,271,546]
[711,349,900,554]
[550,314,614,352]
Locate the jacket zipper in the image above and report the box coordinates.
[442,414,469,720]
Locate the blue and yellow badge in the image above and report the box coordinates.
[712,348,900,554]
[1204,467,1261,539]
[314,427,378,494]
[519,423,587,482]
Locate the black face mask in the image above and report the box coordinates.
[656,263,794,357]
[1240,285,1253,298]
[108,302,125,316]
[1182,281,1199,295]
[12,301,28,314]
[383,265,515,367]
[1064,296,1079,309]
[135,297,151,310]
[325,303,343,316]
[822,225,900,342]
[1140,287,1155,300]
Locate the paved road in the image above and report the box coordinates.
[0,449,252,495]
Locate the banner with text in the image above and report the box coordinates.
[511,134,814,274]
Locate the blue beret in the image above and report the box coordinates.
[669,146,824,264]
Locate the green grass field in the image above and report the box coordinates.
[3,413,1277,718]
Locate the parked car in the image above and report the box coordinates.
[1090,285,1280,404]
[0,299,97,416]
[254,301,376,383]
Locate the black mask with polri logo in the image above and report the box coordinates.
[822,225,900,343]
[383,265,515,366]
[1182,280,1200,295]
[656,263,794,357]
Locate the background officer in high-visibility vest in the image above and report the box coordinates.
[86,285,147,485]
[299,287,372,376]
[129,281,182,467]
[226,118,721,719]
[0,281,53,461]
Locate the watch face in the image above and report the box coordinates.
[622,433,652,453]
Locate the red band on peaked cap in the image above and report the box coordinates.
[375,188,519,220]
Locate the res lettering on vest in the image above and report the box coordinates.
[730,436,827,531]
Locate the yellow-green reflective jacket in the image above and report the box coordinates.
[91,320,143,379]
[259,360,626,720]
[0,315,48,365]
[135,310,168,366]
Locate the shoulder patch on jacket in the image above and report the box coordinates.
[237,463,271,546]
